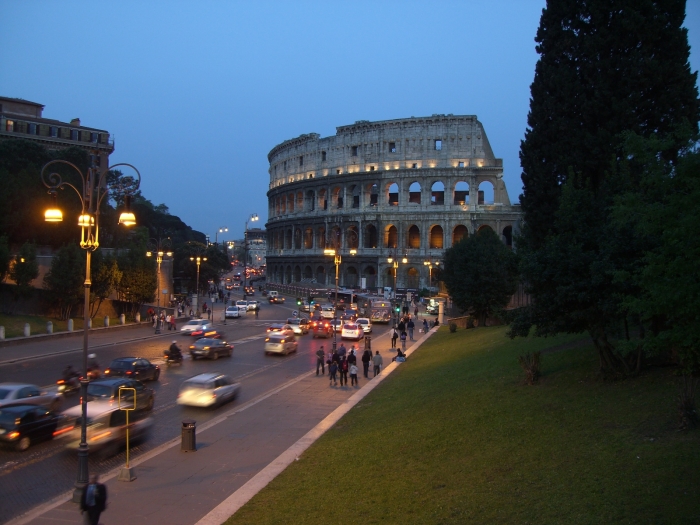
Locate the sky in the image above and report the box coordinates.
[2,1,699,241]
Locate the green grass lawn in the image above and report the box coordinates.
[229,326,700,525]
[0,313,86,338]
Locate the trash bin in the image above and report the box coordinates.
[364,335,371,350]
[181,419,196,452]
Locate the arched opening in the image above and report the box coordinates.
[294,228,302,249]
[431,181,445,205]
[363,265,377,289]
[350,184,360,208]
[346,226,359,250]
[409,181,421,204]
[280,196,286,214]
[303,265,313,280]
[364,224,378,249]
[478,224,494,233]
[406,267,420,289]
[287,193,294,213]
[408,225,420,249]
[316,265,326,285]
[454,181,469,205]
[305,190,315,211]
[304,228,313,249]
[429,225,444,249]
[318,189,328,211]
[285,229,292,249]
[293,265,302,282]
[388,182,399,206]
[453,225,468,245]
[369,183,379,207]
[332,187,343,209]
[478,180,494,205]
[285,266,292,284]
[345,266,359,288]
[296,191,303,211]
[503,225,513,247]
[385,225,398,248]
[386,267,396,289]
[316,227,326,250]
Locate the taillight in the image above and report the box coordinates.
[104,369,110,375]
[8,431,20,440]
[126,371,132,375]
[57,379,65,385]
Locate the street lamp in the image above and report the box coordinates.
[41,149,141,500]
[146,233,173,333]
[244,213,258,298]
[387,251,407,327]
[190,255,208,311]
[423,259,440,298]
[324,227,357,351]
[215,226,228,245]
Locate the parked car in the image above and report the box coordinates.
[86,378,155,411]
[0,383,63,412]
[0,404,63,451]
[180,319,212,335]
[62,401,153,457]
[264,334,298,355]
[104,357,160,382]
[189,338,234,360]
[225,306,241,319]
[286,317,309,335]
[311,319,333,338]
[341,323,363,340]
[247,300,260,311]
[177,373,240,408]
[266,323,295,337]
[235,300,249,311]
[356,318,373,334]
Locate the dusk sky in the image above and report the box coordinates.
[2,1,699,241]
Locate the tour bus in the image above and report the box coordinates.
[370,300,392,324]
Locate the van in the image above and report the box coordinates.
[268,291,279,299]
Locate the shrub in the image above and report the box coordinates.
[518,351,542,385]
[678,376,699,430]
[449,322,457,333]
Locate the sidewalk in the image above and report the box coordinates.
[11,328,434,525]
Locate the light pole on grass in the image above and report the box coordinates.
[387,250,407,328]
[41,149,141,499]
[146,233,173,333]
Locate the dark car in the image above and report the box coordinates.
[0,404,62,451]
[269,295,285,304]
[311,319,333,339]
[86,378,155,411]
[191,328,225,339]
[189,338,234,360]
[104,357,160,382]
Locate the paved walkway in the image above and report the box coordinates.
[9,327,434,525]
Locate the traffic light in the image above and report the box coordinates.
[309,295,315,305]
[395,304,401,313]
[297,297,302,305]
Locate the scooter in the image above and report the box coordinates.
[56,375,81,394]
[163,349,183,366]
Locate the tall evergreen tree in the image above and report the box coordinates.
[513,0,699,377]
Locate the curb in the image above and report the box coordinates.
[195,327,436,525]
[0,321,152,348]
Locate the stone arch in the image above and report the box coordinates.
[318,188,328,211]
[296,191,303,211]
[294,227,302,249]
[453,181,469,205]
[293,265,302,282]
[280,196,286,214]
[407,225,420,249]
[285,265,292,284]
[285,229,292,249]
[429,225,444,249]
[431,181,445,205]
[368,183,379,207]
[332,186,343,209]
[363,265,377,289]
[345,266,359,288]
[406,267,420,289]
[385,225,398,248]
[503,225,513,247]
[478,180,494,205]
[305,190,315,211]
[386,267,396,289]
[303,265,313,280]
[478,224,494,233]
[316,265,326,285]
[304,227,314,249]
[346,225,360,250]
[408,181,421,204]
[364,224,378,249]
[453,224,468,245]
[387,182,399,206]
[287,193,294,213]
[350,184,360,208]
[316,226,326,250]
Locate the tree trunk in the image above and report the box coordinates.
[590,327,632,379]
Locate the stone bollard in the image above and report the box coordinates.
[135,312,141,322]
[67,319,74,332]
[87,318,92,329]
[120,314,125,325]
[24,323,30,337]
[0,326,5,340]
[104,316,109,327]
[46,321,53,334]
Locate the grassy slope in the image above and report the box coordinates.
[0,314,86,338]
[230,327,700,525]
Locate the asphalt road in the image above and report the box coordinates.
[0,295,387,524]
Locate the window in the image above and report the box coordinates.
[458,161,464,167]
[299,156,303,167]
[28,123,37,134]
[412,163,417,169]
[90,132,98,142]
[352,146,358,156]
[5,120,14,132]
[337,197,343,209]
[435,140,442,150]
[50,126,58,137]
[389,142,396,153]
[70,129,79,140]
[369,166,375,171]
[322,151,327,162]
[336,169,341,175]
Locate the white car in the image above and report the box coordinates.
[341,323,363,340]
[320,305,335,319]
[247,300,260,311]
[225,306,241,319]
[264,333,298,355]
[235,300,249,311]
[177,373,240,408]
[180,319,211,334]
[356,318,372,334]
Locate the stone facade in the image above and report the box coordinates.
[266,115,522,291]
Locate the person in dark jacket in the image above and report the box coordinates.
[80,474,107,525]
[361,349,372,378]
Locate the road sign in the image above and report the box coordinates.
[292,310,298,317]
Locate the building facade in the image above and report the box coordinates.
[265,115,522,291]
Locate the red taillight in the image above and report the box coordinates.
[126,371,132,375]
[104,369,110,375]
[57,379,65,385]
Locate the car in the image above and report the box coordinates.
[356,318,373,334]
[320,304,335,319]
[264,333,298,355]
[62,401,153,457]
[310,319,333,338]
[269,295,285,304]
[286,317,310,335]
[104,357,160,382]
[267,323,295,337]
[180,319,212,335]
[233,282,241,289]
[329,319,343,332]
[189,338,234,360]
[225,283,233,290]
[247,300,260,311]
[177,373,240,408]
[235,300,249,311]
[341,323,363,340]
[225,306,241,319]
[0,383,63,412]
[0,404,63,451]
[244,286,255,296]
[86,378,155,411]
[300,301,310,313]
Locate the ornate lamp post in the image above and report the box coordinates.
[41,149,141,500]
[190,255,207,310]
[423,259,440,298]
[146,234,173,333]
[243,213,258,298]
[324,227,357,351]
[387,251,407,327]
[215,226,228,245]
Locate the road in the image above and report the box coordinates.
[0,292,388,524]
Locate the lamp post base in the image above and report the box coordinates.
[118,467,136,482]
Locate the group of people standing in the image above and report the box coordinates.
[391,315,419,351]
[316,343,384,386]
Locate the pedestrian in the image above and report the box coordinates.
[166,314,172,330]
[414,306,419,318]
[361,349,372,378]
[398,318,406,332]
[372,350,383,377]
[338,342,347,358]
[407,318,415,341]
[331,349,340,365]
[80,473,107,525]
[423,318,429,333]
[316,345,326,376]
[189,309,194,318]
[349,363,359,386]
[400,330,407,351]
[255,307,259,319]
[348,347,357,365]
[329,361,338,385]
[339,357,349,386]
[170,315,177,330]
[391,329,398,349]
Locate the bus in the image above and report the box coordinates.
[326,290,358,311]
[370,300,392,324]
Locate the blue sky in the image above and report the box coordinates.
[2,1,699,240]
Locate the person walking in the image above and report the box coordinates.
[423,318,429,333]
[338,342,347,358]
[349,363,359,386]
[348,347,357,365]
[391,328,398,348]
[407,318,415,341]
[397,318,406,332]
[316,346,326,376]
[80,473,107,525]
[339,357,349,386]
[372,351,383,377]
[400,330,407,351]
[414,305,419,318]
[329,361,338,385]
[361,349,371,378]
[170,315,177,331]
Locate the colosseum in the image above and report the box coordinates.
[266,114,522,292]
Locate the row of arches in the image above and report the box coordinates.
[267,263,434,289]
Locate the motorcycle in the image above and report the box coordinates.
[86,367,101,380]
[57,375,81,394]
[164,349,183,366]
